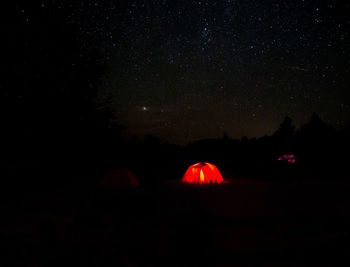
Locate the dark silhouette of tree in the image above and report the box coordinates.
[223,132,230,141]
[298,113,334,140]
[241,136,249,143]
[273,116,296,141]
[2,4,122,189]
[294,113,337,178]
[144,134,161,147]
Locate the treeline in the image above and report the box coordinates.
[121,114,350,185]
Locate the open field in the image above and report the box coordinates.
[2,178,350,266]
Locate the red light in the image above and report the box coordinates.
[278,154,296,164]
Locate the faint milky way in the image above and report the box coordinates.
[18,1,350,144]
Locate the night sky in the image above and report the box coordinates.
[16,1,350,144]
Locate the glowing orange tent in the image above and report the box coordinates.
[182,162,224,184]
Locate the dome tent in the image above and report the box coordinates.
[99,168,140,188]
[182,162,223,184]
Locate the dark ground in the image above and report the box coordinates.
[2,177,350,267]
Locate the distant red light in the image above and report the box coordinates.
[182,162,224,184]
[278,154,296,164]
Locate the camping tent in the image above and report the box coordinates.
[182,162,223,184]
[99,168,140,188]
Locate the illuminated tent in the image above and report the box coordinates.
[99,168,140,188]
[182,162,224,184]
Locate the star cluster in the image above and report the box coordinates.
[17,1,350,144]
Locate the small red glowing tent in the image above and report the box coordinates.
[99,168,140,188]
[182,162,224,184]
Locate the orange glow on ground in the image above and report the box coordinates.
[182,162,224,184]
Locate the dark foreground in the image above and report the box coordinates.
[3,178,350,266]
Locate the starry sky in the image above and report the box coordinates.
[17,1,350,144]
